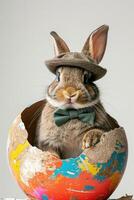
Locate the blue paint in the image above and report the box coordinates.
[51,154,86,179]
[84,185,94,190]
[50,151,127,182]
[42,194,48,200]
[115,140,124,151]
[94,174,106,181]
[94,151,127,181]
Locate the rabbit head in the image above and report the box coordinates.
[46,25,109,109]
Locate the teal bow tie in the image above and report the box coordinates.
[54,107,95,126]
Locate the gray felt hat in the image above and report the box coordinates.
[45,52,107,81]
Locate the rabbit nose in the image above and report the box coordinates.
[63,90,80,100]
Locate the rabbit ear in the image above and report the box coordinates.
[82,25,109,64]
[50,31,70,56]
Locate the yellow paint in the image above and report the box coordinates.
[9,141,30,179]
[78,157,100,175]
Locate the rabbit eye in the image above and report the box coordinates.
[56,71,60,82]
[83,72,92,84]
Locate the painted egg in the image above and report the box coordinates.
[7,101,128,200]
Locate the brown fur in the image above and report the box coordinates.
[35,26,119,159]
[35,74,119,159]
[35,67,119,159]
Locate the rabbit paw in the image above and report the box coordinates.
[82,129,104,150]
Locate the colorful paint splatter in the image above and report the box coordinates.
[8,114,128,200]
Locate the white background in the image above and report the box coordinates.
[0,0,134,198]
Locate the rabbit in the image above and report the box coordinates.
[35,25,119,159]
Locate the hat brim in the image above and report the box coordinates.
[45,59,107,81]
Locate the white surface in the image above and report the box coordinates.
[0,0,134,198]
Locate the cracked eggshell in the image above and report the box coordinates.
[7,100,128,200]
